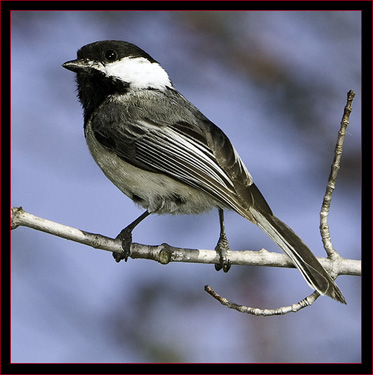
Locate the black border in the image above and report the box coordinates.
[3,1,372,374]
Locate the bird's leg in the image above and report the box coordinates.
[114,210,151,262]
[214,208,231,272]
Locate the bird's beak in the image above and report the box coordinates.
[62,59,93,73]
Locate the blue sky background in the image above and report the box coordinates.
[11,11,361,363]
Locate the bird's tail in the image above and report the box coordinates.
[249,208,346,304]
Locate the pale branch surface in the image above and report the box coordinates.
[204,286,321,316]
[10,206,360,276]
[320,90,356,260]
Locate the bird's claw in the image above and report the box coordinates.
[113,227,132,262]
[214,234,231,272]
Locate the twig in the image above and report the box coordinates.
[10,207,360,275]
[205,285,320,316]
[320,90,355,260]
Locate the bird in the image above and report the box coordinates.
[62,40,346,303]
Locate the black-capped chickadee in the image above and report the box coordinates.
[63,40,345,303]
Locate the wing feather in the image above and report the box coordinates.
[89,89,264,217]
[135,126,243,209]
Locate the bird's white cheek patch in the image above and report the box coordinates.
[103,57,172,90]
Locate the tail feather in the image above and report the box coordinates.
[249,208,346,304]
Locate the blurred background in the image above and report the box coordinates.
[11,11,361,363]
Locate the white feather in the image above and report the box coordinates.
[95,57,172,90]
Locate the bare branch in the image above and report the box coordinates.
[205,285,320,316]
[320,90,355,260]
[11,207,121,253]
[11,206,360,275]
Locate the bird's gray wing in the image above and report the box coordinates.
[89,89,272,218]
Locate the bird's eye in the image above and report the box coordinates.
[104,49,118,62]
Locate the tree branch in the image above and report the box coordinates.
[204,286,321,316]
[10,206,360,276]
[320,89,355,261]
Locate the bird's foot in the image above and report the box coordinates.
[214,233,231,272]
[113,226,133,262]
